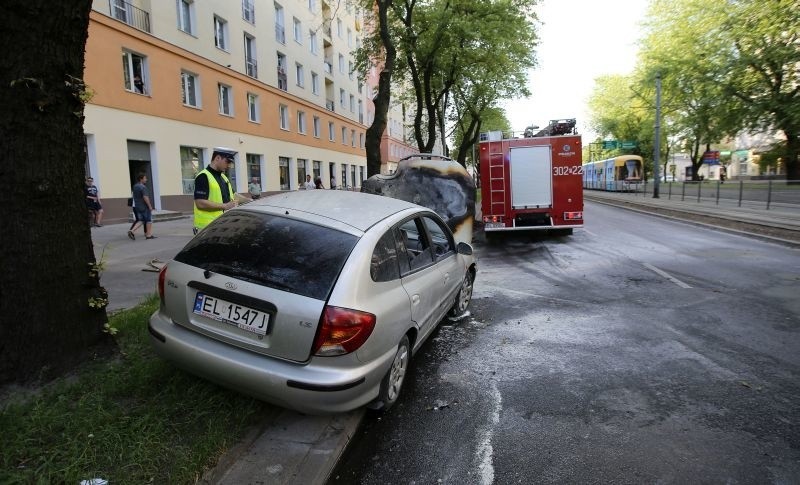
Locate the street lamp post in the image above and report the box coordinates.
[653,73,661,198]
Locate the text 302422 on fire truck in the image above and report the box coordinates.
[478,119,584,235]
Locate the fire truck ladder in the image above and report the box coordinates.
[488,144,506,220]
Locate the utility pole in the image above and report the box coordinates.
[653,73,662,198]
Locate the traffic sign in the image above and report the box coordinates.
[621,141,637,149]
[602,140,618,149]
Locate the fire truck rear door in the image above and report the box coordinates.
[509,146,552,208]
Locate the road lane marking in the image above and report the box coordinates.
[475,381,502,485]
[643,263,692,288]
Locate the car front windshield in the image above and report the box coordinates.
[175,210,358,300]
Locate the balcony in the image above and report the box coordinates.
[325,100,335,112]
[109,0,150,33]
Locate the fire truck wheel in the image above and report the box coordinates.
[450,270,474,317]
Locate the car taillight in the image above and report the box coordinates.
[158,264,168,301]
[312,306,376,356]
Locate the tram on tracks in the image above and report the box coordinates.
[583,155,645,192]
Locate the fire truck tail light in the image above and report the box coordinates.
[564,211,583,220]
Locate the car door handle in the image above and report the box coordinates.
[411,294,420,305]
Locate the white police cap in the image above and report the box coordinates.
[212,147,237,162]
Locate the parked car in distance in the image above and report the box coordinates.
[149,190,476,414]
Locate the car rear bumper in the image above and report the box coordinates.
[148,311,393,414]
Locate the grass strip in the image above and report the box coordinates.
[0,295,272,484]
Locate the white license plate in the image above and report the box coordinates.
[484,222,505,229]
[193,292,270,335]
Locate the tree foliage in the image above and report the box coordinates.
[356,0,539,170]
[637,0,800,180]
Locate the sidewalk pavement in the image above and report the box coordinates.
[90,216,362,485]
[90,193,799,484]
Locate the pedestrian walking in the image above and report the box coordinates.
[314,176,324,189]
[330,175,337,190]
[304,174,315,190]
[128,173,156,240]
[85,177,104,227]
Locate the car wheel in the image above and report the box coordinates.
[449,270,474,317]
[375,335,410,411]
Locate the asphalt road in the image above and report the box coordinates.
[329,200,800,484]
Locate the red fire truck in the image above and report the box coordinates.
[478,119,584,235]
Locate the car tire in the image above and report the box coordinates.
[374,335,410,411]
[449,270,474,317]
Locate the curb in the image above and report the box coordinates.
[205,409,364,485]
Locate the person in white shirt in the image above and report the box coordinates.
[304,174,315,190]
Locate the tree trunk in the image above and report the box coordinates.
[365,0,396,177]
[0,0,110,385]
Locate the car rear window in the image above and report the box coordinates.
[175,211,358,300]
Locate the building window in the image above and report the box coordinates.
[247,93,259,122]
[274,3,285,44]
[348,61,354,80]
[181,71,200,107]
[277,53,287,90]
[279,104,289,129]
[309,30,318,55]
[347,28,353,47]
[293,17,302,43]
[337,18,342,38]
[243,0,255,23]
[351,165,356,188]
[359,165,364,184]
[338,54,345,74]
[122,50,147,94]
[313,116,320,138]
[339,88,346,107]
[180,146,202,194]
[214,16,228,50]
[359,132,364,148]
[295,63,304,87]
[218,83,233,115]
[297,111,306,134]
[351,129,356,147]
[349,94,355,112]
[308,0,315,13]
[247,153,262,190]
[358,99,363,123]
[311,72,319,95]
[177,0,195,35]
[328,121,335,141]
[313,160,322,179]
[297,159,308,185]
[244,34,257,77]
[279,156,290,190]
[341,164,347,188]
[341,126,347,145]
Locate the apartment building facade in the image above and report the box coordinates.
[85,0,382,221]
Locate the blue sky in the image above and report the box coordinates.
[503,0,649,140]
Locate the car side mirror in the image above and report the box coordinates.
[456,241,473,256]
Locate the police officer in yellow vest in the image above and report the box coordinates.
[194,147,238,231]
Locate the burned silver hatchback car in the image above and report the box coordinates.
[149,190,475,414]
